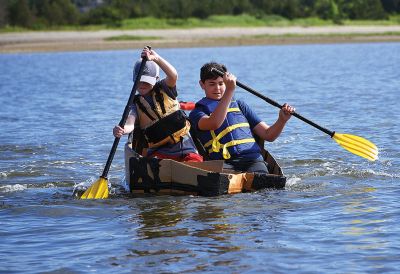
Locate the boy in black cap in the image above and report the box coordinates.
[113,47,202,162]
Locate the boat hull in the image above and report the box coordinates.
[124,143,286,196]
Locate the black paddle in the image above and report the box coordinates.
[80,53,148,199]
[211,67,378,161]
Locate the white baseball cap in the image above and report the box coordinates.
[133,59,160,85]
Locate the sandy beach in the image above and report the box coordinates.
[1,25,400,53]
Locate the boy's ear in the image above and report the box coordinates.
[199,80,205,89]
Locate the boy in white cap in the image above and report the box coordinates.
[113,47,203,162]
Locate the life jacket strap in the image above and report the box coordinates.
[204,122,251,148]
[227,107,240,112]
[154,85,166,114]
[144,110,190,147]
[134,96,156,121]
[208,138,256,159]
[203,122,255,160]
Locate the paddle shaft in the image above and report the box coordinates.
[101,57,147,178]
[210,68,335,138]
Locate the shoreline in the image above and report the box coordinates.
[1,26,400,53]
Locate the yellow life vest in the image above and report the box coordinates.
[134,88,190,148]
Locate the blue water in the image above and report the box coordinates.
[1,43,399,273]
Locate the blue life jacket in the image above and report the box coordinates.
[195,98,261,160]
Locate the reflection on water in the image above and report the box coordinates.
[340,187,388,252]
[136,199,188,239]
[190,201,241,254]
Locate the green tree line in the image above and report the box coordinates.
[1,0,399,29]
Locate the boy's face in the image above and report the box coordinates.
[137,81,154,96]
[199,76,225,100]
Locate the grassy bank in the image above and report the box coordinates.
[104,35,162,41]
[1,14,400,33]
[119,14,400,29]
[104,31,400,42]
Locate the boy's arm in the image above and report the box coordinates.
[198,73,236,130]
[198,96,231,130]
[142,47,178,88]
[113,113,136,138]
[252,103,294,142]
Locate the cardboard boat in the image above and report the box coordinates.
[124,136,286,196]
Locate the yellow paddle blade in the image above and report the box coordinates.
[80,177,109,199]
[333,133,378,161]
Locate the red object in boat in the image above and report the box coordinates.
[179,101,195,110]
